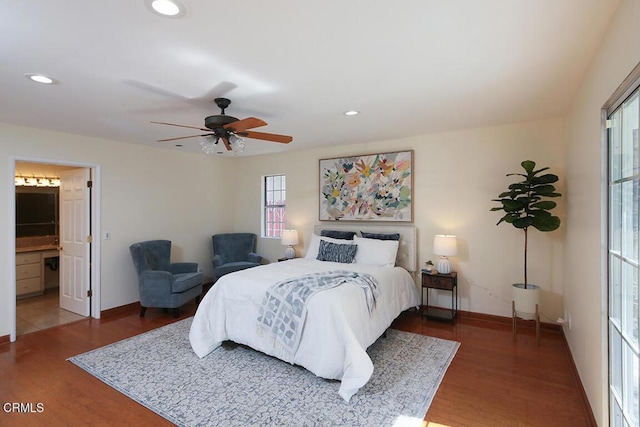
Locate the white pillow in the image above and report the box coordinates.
[304,233,355,260]
[353,235,399,267]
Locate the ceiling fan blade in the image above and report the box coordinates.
[241,130,293,144]
[151,121,210,132]
[157,134,211,142]
[223,117,267,132]
[123,79,188,100]
[221,136,232,150]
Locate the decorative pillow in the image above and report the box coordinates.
[320,230,356,240]
[360,231,401,241]
[316,240,358,263]
[353,235,399,267]
[304,234,354,259]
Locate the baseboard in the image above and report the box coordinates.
[457,309,563,331]
[0,334,9,345]
[100,302,139,319]
[559,329,598,426]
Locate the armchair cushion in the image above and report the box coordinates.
[172,272,203,293]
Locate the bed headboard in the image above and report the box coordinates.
[313,224,417,272]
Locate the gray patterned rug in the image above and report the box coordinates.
[68,317,459,427]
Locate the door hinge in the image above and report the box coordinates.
[87,235,93,243]
[87,180,93,188]
[606,119,613,129]
[87,289,92,298]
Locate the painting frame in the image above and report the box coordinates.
[319,150,414,222]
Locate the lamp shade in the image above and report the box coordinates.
[433,235,457,256]
[281,229,299,246]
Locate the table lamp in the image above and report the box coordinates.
[281,229,299,259]
[433,234,457,274]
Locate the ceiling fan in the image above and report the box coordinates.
[152,98,292,153]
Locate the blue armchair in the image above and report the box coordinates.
[212,233,262,280]
[129,240,203,318]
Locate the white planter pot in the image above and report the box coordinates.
[512,283,540,320]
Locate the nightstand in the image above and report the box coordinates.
[421,271,458,322]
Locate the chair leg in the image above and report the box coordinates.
[173,307,180,318]
[535,304,540,346]
[140,306,147,317]
[512,300,517,342]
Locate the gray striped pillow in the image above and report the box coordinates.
[316,240,357,263]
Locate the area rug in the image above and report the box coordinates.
[68,318,459,427]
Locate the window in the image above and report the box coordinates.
[607,67,640,427]
[263,174,286,238]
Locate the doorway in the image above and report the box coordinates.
[10,157,101,342]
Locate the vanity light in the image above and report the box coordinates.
[15,175,60,187]
[146,0,185,17]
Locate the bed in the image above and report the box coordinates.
[189,225,420,402]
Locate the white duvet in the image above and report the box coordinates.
[189,258,419,401]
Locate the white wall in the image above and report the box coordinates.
[233,118,566,320]
[564,0,640,424]
[0,123,234,336]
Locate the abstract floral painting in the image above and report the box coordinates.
[319,150,413,221]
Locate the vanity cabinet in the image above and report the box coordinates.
[16,251,44,298]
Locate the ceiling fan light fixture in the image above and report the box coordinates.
[200,135,219,155]
[146,0,185,17]
[229,134,246,155]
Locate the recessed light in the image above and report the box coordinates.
[25,73,56,84]
[145,0,185,17]
[344,110,359,116]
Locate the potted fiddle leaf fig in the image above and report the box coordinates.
[490,160,561,319]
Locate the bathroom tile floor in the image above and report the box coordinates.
[16,288,86,336]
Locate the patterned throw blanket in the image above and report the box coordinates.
[257,270,379,363]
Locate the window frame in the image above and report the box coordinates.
[604,62,640,427]
[261,174,286,239]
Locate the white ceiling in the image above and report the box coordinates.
[0,1,620,156]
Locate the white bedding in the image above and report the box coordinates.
[189,258,419,401]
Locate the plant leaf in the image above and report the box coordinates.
[532,216,561,232]
[531,173,558,185]
[513,217,534,228]
[531,201,557,210]
[502,199,525,211]
[531,184,557,195]
[521,160,536,174]
[531,167,550,175]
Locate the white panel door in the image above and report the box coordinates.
[59,168,90,316]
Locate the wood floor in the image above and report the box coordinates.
[0,302,595,427]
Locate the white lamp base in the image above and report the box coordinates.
[284,246,295,259]
[436,257,452,274]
